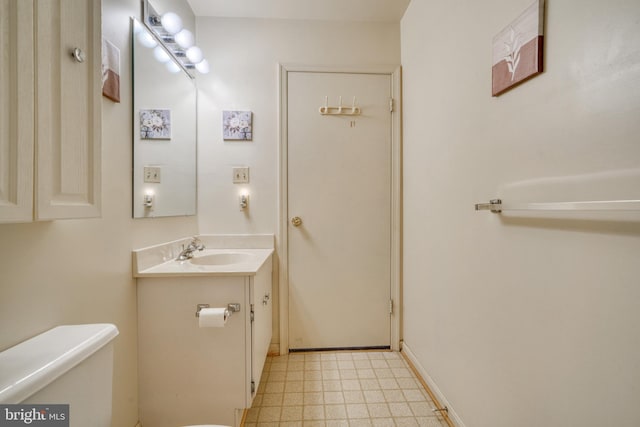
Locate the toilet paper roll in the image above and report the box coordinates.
[198,307,229,328]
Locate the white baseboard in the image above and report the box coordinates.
[402,342,466,427]
[268,343,280,355]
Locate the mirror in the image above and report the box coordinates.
[132,18,196,218]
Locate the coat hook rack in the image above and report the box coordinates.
[319,95,361,116]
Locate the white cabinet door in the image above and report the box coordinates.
[0,0,34,222]
[251,258,273,397]
[0,0,101,223]
[137,276,250,427]
[35,0,101,220]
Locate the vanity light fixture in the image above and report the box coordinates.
[137,29,157,48]
[160,12,183,35]
[174,29,194,49]
[185,46,203,64]
[195,59,210,74]
[165,61,181,73]
[153,45,171,63]
[141,0,210,75]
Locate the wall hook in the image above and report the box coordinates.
[318,95,361,116]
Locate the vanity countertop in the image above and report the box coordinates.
[134,248,273,277]
[132,235,275,278]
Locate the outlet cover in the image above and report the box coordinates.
[232,167,249,183]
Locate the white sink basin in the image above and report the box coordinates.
[189,252,256,266]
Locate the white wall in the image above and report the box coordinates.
[401,1,640,427]
[0,1,198,426]
[195,17,401,344]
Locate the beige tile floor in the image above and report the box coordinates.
[243,351,448,427]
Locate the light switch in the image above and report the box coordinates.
[232,167,249,183]
[143,166,161,183]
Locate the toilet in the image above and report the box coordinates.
[0,324,119,426]
[0,323,230,427]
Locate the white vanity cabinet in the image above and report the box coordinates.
[137,257,273,427]
[0,0,101,223]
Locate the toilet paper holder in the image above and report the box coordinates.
[196,303,241,318]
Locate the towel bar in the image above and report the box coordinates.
[475,199,640,213]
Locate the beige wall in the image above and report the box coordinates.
[0,1,198,426]
[195,17,401,345]
[401,1,640,426]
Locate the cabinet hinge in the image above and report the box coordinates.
[250,304,255,323]
[251,380,256,394]
[389,98,394,112]
[389,299,394,314]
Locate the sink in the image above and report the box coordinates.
[189,252,256,266]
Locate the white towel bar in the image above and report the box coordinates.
[475,199,640,213]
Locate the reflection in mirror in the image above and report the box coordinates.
[132,18,196,218]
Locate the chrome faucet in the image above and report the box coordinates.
[177,237,205,261]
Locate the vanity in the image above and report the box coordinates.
[133,235,274,427]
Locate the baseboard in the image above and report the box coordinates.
[237,408,247,427]
[268,343,280,355]
[401,342,466,427]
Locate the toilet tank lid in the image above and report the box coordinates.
[0,324,119,404]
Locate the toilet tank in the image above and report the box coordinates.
[0,324,119,426]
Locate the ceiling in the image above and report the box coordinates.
[187,0,411,22]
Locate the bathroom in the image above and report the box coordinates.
[0,0,639,426]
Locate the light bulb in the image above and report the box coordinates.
[137,30,157,48]
[153,46,171,63]
[161,12,183,35]
[166,61,181,73]
[174,29,194,49]
[195,59,210,74]
[185,46,203,64]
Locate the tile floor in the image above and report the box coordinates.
[244,351,448,427]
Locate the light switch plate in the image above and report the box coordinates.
[144,166,161,183]
[232,167,249,183]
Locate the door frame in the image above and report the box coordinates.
[277,64,402,354]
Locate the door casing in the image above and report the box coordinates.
[277,64,402,354]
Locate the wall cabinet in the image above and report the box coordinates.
[137,258,273,427]
[0,0,101,223]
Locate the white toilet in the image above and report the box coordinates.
[0,323,230,427]
[0,324,119,426]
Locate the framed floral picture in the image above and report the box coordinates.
[140,109,171,139]
[492,0,545,96]
[223,110,252,141]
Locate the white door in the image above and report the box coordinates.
[287,71,392,350]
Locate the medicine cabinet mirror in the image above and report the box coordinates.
[131,18,197,218]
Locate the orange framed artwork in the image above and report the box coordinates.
[492,0,545,96]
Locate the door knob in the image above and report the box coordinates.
[71,47,85,63]
[291,216,302,227]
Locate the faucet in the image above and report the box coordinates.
[176,237,205,261]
